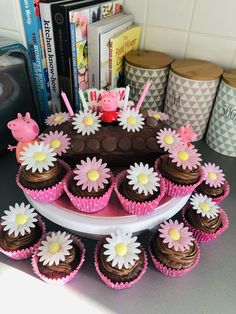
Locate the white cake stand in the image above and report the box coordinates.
[25,192,190,239]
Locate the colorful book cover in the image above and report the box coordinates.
[20,0,51,121]
[77,40,88,68]
[101,2,113,18]
[109,25,141,89]
[113,0,123,15]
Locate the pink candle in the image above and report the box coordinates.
[136,80,152,112]
[61,91,74,116]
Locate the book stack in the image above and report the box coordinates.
[20,0,141,119]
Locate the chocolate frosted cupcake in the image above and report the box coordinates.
[115,162,165,216]
[64,157,113,213]
[196,162,230,203]
[17,141,69,203]
[156,142,203,197]
[32,231,85,285]
[149,219,200,277]
[0,203,45,260]
[95,230,148,289]
[182,193,229,243]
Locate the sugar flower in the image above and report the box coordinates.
[73,157,110,192]
[45,112,71,126]
[42,131,71,156]
[177,124,197,145]
[156,128,181,152]
[1,203,37,237]
[37,231,73,266]
[72,109,101,136]
[118,108,145,132]
[103,230,141,269]
[20,141,57,173]
[159,219,194,251]
[202,162,225,188]
[190,193,220,219]
[127,162,160,196]
[147,110,169,121]
[169,142,202,170]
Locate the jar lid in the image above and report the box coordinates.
[125,50,173,69]
[171,59,223,81]
[223,70,236,88]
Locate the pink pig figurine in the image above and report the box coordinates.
[100,91,118,123]
[7,112,40,163]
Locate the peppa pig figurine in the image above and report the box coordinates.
[99,91,118,123]
[7,112,40,163]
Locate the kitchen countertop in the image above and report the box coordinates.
[0,140,236,314]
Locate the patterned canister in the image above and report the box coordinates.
[164,59,223,141]
[124,50,173,111]
[206,70,236,157]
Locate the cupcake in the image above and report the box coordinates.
[182,193,229,243]
[0,202,45,260]
[32,231,85,285]
[16,141,69,203]
[149,219,200,277]
[156,142,203,197]
[115,162,165,216]
[94,230,148,289]
[64,157,113,213]
[196,162,230,203]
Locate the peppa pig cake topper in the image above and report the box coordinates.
[7,112,40,163]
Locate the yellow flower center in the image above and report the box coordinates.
[48,242,61,254]
[208,171,217,180]
[50,139,61,149]
[178,151,189,161]
[15,213,27,225]
[87,169,100,181]
[127,116,137,125]
[169,229,180,240]
[83,116,94,126]
[55,116,63,123]
[137,173,149,185]
[164,135,174,145]
[33,152,46,161]
[199,202,210,212]
[152,113,160,119]
[115,243,128,257]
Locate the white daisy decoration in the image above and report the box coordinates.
[19,141,57,173]
[190,193,220,219]
[118,108,145,132]
[37,231,73,266]
[103,230,141,270]
[72,109,101,136]
[127,162,160,196]
[1,203,37,237]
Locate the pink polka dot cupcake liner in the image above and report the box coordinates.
[155,157,204,198]
[181,204,229,243]
[148,233,200,277]
[16,160,71,203]
[31,232,86,285]
[0,215,46,260]
[114,170,166,216]
[94,240,148,289]
[64,171,114,213]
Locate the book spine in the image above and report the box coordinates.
[20,0,50,120]
[88,25,99,89]
[40,3,61,113]
[70,20,80,112]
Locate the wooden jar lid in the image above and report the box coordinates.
[171,59,223,81]
[223,70,236,88]
[125,50,173,69]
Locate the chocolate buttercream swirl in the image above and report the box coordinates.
[119,179,159,203]
[185,206,222,234]
[0,224,41,252]
[158,156,200,185]
[151,233,198,270]
[196,181,224,198]
[99,246,144,283]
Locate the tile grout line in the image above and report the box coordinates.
[184,0,197,58]
[143,0,150,49]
